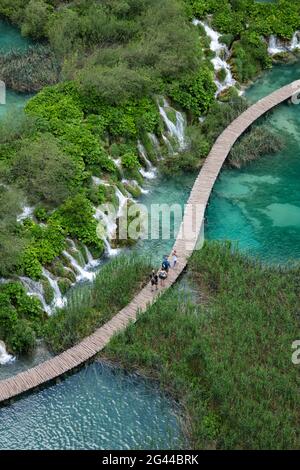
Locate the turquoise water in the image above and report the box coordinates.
[0,363,183,450]
[0,21,32,118]
[206,63,300,264]
[1,18,300,450]
[0,20,32,52]
[0,20,185,450]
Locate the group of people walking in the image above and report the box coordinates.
[150,250,178,292]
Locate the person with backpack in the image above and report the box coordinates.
[158,268,168,287]
[150,270,158,292]
[162,255,171,273]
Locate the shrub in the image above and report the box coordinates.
[10,134,80,207]
[168,67,217,116]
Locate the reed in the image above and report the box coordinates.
[0,45,60,92]
[44,253,152,353]
[104,242,300,449]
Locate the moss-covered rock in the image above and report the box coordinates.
[58,278,72,295]
[41,278,54,305]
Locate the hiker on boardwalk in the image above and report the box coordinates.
[162,255,171,273]
[158,268,168,287]
[150,270,158,292]
[172,249,178,268]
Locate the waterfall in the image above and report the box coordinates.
[115,187,128,218]
[85,246,101,268]
[162,134,174,154]
[193,19,236,94]
[122,178,149,195]
[147,132,161,158]
[158,98,187,150]
[20,276,52,315]
[268,32,300,55]
[137,141,156,179]
[17,205,34,222]
[290,31,300,50]
[268,35,286,55]
[94,207,117,238]
[0,340,15,365]
[92,176,110,187]
[62,251,96,282]
[42,268,67,310]
[102,237,120,257]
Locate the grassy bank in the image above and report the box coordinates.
[103,242,300,449]
[44,253,152,353]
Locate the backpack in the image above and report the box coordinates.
[162,260,168,270]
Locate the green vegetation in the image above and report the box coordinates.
[0,281,44,354]
[228,125,285,168]
[185,0,300,82]
[104,242,300,449]
[45,254,152,353]
[0,45,60,92]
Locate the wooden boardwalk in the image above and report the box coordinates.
[0,80,299,404]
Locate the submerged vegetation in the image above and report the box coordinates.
[104,242,300,450]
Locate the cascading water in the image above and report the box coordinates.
[193,19,236,94]
[162,134,174,154]
[268,32,300,55]
[0,340,15,365]
[17,205,34,222]
[115,187,128,218]
[42,268,66,310]
[158,98,187,151]
[92,176,110,187]
[147,132,161,158]
[85,246,101,268]
[19,276,52,315]
[62,250,96,282]
[137,141,156,179]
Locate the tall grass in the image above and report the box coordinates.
[104,242,300,449]
[45,253,152,353]
[0,46,60,92]
[228,126,284,168]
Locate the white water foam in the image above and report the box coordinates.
[63,251,95,282]
[42,268,67,310]
[137,141,156,179]
[158,98,187,150]
[17,205,35,222]
[0,340,15,365]
[268,32,300,55]
[193,19,236,95]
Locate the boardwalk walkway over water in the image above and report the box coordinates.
[1,80,299,404]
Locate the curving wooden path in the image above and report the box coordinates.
[0,80,299,404]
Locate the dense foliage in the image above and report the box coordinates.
[0,281,44,354]
[104,242,300,449]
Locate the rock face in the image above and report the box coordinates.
[0,340,14,365]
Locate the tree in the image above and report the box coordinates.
[0,186,27,277]
[10,134,78,207]
[21,0,53,39]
